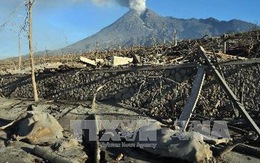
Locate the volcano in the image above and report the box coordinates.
[61,9,256,53]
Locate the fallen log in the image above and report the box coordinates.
[213,143,260,159]
[233,144,260,158]
[32,146,73,163]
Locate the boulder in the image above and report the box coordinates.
[17,111,63,145]
[138,122,213,162]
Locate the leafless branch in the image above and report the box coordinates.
[0,1,26,31]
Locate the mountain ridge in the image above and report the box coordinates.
[59,8,257,54]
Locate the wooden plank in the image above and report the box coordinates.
[80,56,97,66]
[220,58,260,66]
[199,46,260,136]
[177,66,206,130]
[112,56,133,66]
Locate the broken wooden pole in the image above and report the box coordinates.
[199,46,260,136]
[223,41,227,54]
[240,82,245,104]
[94,114,100,163]
[177,66,206,130]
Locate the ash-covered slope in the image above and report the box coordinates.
[61,9,256,53]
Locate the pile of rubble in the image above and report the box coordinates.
[0,99,88,163]
[1,30,260,73]
[0,30,260,162]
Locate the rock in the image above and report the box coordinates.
[17,111,63,145]
[138,122,213,162]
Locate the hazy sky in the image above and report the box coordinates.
[0,0,259,59]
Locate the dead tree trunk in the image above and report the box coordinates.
[173,29,178,46]
[28,0,39,102]
[223,41,227,54]
[18,36,22,70]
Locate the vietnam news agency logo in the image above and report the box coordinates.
[70,120,230,148]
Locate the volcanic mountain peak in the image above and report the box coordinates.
[61,9,257,54]
[118,8,160,20]
[105,8,163,31]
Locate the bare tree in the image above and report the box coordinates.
[28,0,39,102]
[173,28,178,46]
[18,36,22,69]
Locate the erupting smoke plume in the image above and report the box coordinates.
[91,0,147,14]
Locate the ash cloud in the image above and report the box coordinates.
[1,0,147,14]
[91,0,147,14]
